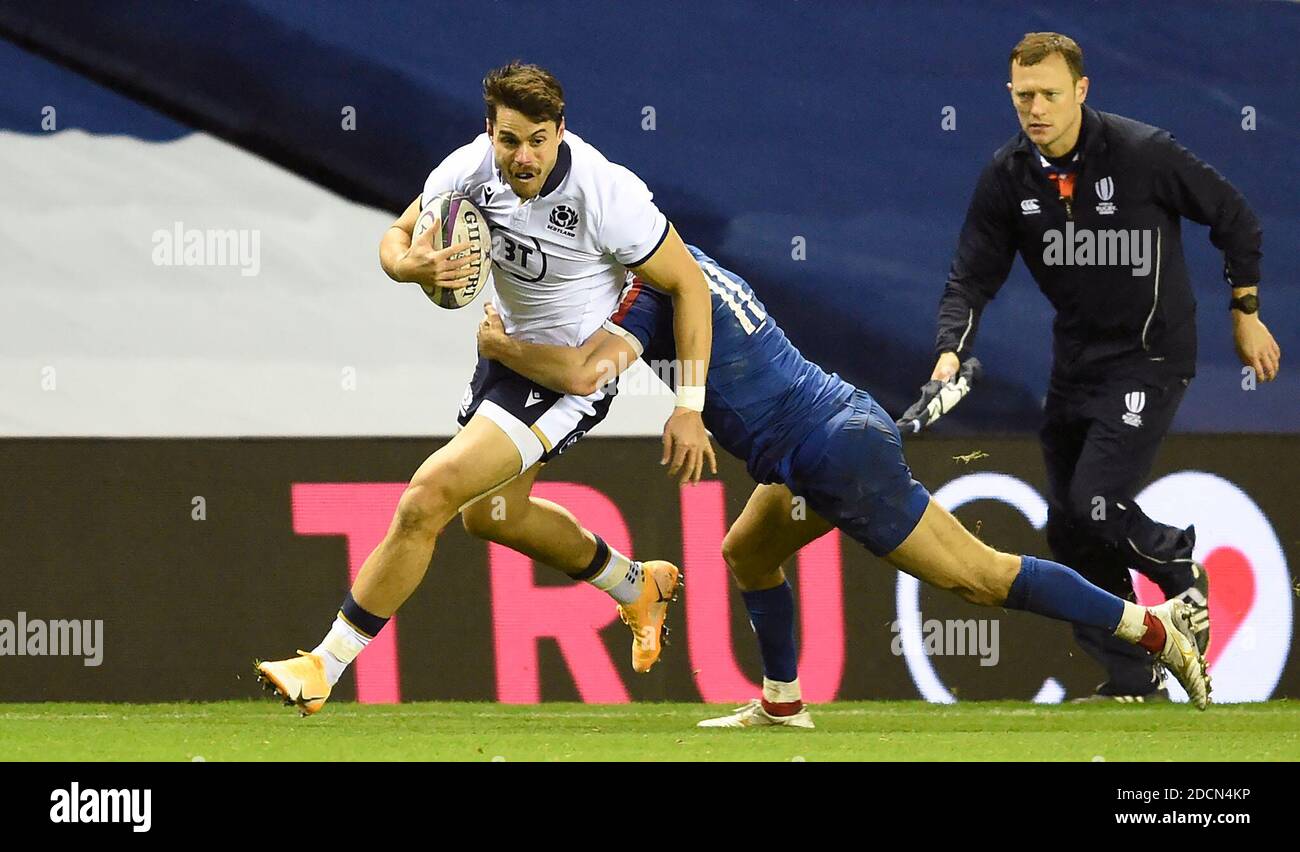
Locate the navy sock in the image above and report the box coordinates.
[570,534,611,581]
[741,582,798,683]
[340,591,390,639]
[1003,555,1125,632]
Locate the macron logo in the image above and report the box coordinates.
[1020,199,1040,215]
[525,389,546,408]
[50,782,151,833]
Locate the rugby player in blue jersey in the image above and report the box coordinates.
[475,245,1210,724]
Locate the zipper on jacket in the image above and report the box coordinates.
[1044,161,1079,221]
[1140,229,1163,350]
[1061,164,1078,221]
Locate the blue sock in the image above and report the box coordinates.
[340,591,389,638]
[1003,555,1125,632]
[741,582,798,683]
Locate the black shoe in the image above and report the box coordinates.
[1071,692,1175,707]
[1071,676,1170,704]
[1071,687,1171,705]
[1174,561,1210,658]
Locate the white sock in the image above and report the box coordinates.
[311,616,372,686]
[762,676,803,709]
[1113,601,1149,644]
[588,547,644,605]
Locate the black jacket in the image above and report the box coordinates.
[934,105,1261,380]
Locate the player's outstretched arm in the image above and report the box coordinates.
[630,225,712,393]
[477,304,636,396]
[627,225,716,484]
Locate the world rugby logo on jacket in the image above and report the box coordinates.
[1122,390,1145,427]
[1095,176,1117,215]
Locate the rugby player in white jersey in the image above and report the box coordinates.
[257,63,715,715]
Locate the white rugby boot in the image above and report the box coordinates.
[1148,600,1211,711]
[697,698,816,729]
[1173,561,1211,658]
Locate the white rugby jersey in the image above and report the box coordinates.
[421,131,669,346]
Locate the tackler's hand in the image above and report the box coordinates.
[661,408,717,486]
[476,303,509,359]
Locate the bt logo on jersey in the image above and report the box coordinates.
[492,231,548,282]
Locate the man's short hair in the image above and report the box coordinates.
[1009,32,1084,81]
[483,62,565,126]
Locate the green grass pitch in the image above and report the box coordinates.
[3,701,1298,761]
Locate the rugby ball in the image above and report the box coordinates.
[412,191,491,309]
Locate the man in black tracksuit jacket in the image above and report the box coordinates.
[931,34,1282,699]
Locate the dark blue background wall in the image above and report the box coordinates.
[2,0,1295,432]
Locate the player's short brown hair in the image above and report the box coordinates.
[1009,32,1084,81]
[483,62,565,126]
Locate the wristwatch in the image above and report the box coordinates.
[1229,293,1259,314]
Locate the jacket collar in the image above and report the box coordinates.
[1013,104,1107,160]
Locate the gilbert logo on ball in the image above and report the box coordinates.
[413,191,490,309]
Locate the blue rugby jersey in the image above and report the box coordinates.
[605,246,855,483]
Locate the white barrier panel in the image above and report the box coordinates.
[897,471,1292,703]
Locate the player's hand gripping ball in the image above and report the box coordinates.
[410,191,491,309]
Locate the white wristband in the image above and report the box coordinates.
[675,385,706,412]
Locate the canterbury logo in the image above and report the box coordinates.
[1095,176,1115,201]
[1020,199,1040,214]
